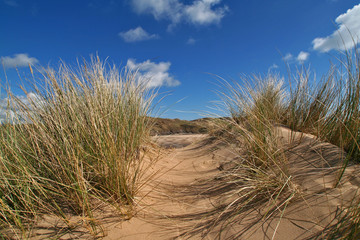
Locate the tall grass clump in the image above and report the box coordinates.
[204,74,298,238]
[321,48,360,161]
[284,47,360,239]
[283,48,360,183]
[216,74,288,167]
[283,66,339,133]
[190,45,360,238]
[285,52,359,153]
[0,56,155,238]
[210,47,360,238]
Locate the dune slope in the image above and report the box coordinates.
[30,130,360,239]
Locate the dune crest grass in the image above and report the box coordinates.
[0,56,155,238]
[202,74,297,238]
[284,48,360,185]
[203,47,360,238]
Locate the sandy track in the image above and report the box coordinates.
[31,132,360,239]
[105,134,219,239]
[107,131,360,240]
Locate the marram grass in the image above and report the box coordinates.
[0,56,155,238]
[203,47,360,239]
[183,74,299,239]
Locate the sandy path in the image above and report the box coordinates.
[30,132,360,239]
[29,134,215,240]
[103,131,360,240]
[104,134,220,239]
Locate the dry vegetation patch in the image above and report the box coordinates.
[150,118,210,135]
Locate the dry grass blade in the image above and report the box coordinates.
[0,56,156,238]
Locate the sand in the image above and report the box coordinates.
[29,130,360,239]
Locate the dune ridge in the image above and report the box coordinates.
[87,129,360,239]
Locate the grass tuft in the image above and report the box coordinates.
[201,46,360,238]
[0,56,155,237]
[190,74,299,239]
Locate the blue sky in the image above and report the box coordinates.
[1,0,360,120]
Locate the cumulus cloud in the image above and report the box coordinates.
[130,0,228,29]
[126,59,180,87]
[297,51,310,63]
[1,53,39,68]
[131,0,181,21]
[312,4,360,52]
[119,26,159,42]
[184,0,227,25]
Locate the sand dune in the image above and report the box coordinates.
[100,130,359,239]
[30,130,360,239]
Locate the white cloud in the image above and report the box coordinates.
[0,108,15,123]
[297,51,310,63]
[0,92,43,123]
[187,37,196,45]
[282,53,293,61]
[268,63,279,72]
[130,0,228,29]
[3,0,18,7]
[119,26,159,42]
[130,0,182,21]
[184,0,227,25]
[312,4,360,52]
[126,59,180,87]
[282,52,309,64]
[1,53,39,68]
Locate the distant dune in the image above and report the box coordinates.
[150,117,211,135]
